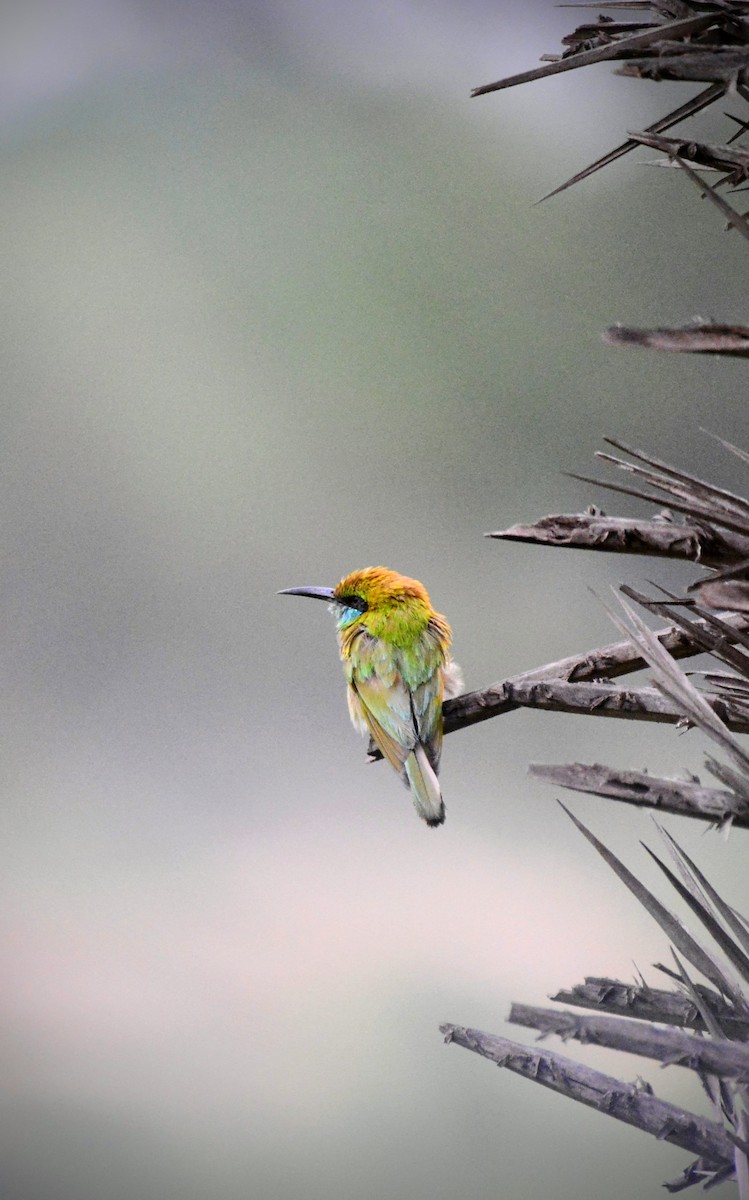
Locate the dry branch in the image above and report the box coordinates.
[489,511,748,566]
[560,805,749,1006]
[537,82,725,202]
[552,976,749,1040]
[443,6,749,1191]
[471,13,717,97]
[534,436,749,540]
[603,323,749,358]
[368,613,749,759]
[671,154,749,243]
[440,1023,735,1168]
[620,586,749,679]
[630,131,749,181]
[605,595,749,780]
[644,843,749,988]
[597,437,749,533]
[471,0,749,251]
[530,761,749,827]
[618,49,749,86]
[664,1158,736,1193]
[508,1003,749,1081]
[484,677,749,729]
[658,829,749,959]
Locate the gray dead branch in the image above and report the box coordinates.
[630,131,749,180]
[560,806,749,1007]
[382,441,749,758]
[603,594,749,780]
[664,1158,736,1193]
[508,1003,749,1081]
[529,761,749,827]
[670,154,749,243]
[488,677,749,730]
[620,587,749,680]
[594,437,749,536]
[471,13,718,97]
[618,49,749,87]
[440,1023,736,1169]
[537,83,724,203]
[452,5,749,1186]
[440,812,749,1186]
[552,976,749,1040]
[489,511,748,566]
[471,0,749,260]
[603,322,749,358]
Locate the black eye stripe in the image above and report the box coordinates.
[338,594,368,612]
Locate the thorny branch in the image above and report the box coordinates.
[471,13,718,97]
[603,323,749,358]
[529,761,749,827]
[508,1003,749,1081]
[489,510,749,566]
[444,4,749,1186]
[552,976,749,1041]
[440,1023,736,1169]
[471,0,749,329]
[469,677,749,730]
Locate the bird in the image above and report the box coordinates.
[278,566,462,827]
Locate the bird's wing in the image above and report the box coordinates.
[349,669,416,778]
[348,639,445,776]
[352,685,410,776]
[409,675,444,772]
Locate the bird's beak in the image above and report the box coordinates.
[277,586,336,602]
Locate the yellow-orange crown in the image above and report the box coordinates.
[334,566,432,611]
[333,566,451,650]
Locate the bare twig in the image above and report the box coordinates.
[508,1003,749,1081]
[672,154,749,243]
[663,1157,735,1192]
[617,48,749,87]
[471,14,717,97]
[604,595,749,777]
[551,976,749,1040]
[603,322,749,358]
[598,437,749,529]
[559,804,749,1006]
[568,469,749,538]
[537,83,725,203]
[630,131,749,181]
[529,761,749,827]
[440,1024,735,1168]
[472,2,749,244]
[489,511,749,566]
[659,829,749,958]
[620,586,749,679]
[461,677,749,730]
[643,843,749,987]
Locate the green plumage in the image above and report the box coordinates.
[279,566,460,827]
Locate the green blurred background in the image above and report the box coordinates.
[2,3,748,1197]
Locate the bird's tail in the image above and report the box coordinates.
[405,744,445,827]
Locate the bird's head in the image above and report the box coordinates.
[279,566,443,644]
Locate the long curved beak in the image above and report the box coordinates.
[277,586,336,602]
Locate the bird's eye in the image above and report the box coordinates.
[338,594,368,613]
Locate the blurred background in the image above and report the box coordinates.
[1,2,748,1198]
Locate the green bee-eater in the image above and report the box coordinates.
[279,566,461,827]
